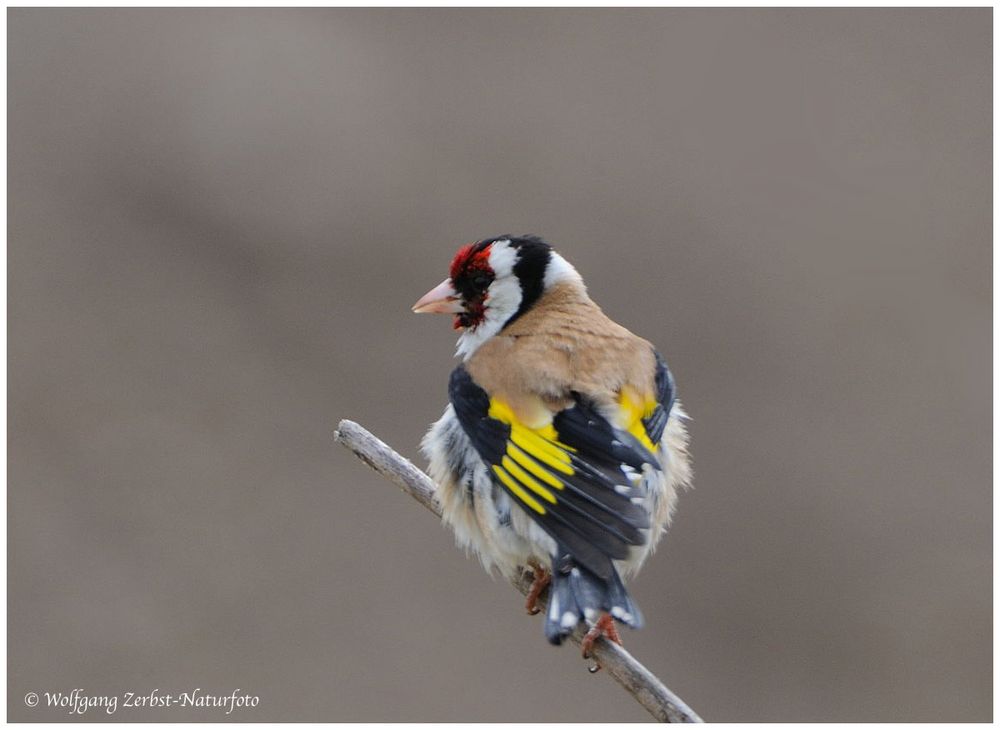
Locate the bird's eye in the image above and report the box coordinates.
[472,273,492,290]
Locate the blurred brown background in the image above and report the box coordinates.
[8,8,991,722]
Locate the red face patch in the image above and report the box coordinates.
[450,242,493,281]
[448,242,494,330]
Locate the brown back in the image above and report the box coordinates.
[466,282,657,426]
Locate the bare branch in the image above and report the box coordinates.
[334,418,704,723]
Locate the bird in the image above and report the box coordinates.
[413,235,691,664]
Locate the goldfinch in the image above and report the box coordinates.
[414,235,691,658]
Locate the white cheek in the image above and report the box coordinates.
[456,277,522,359]
[487,239,517,277]
[485,277,522,321]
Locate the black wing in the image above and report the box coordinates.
[449,366,659,580]
[640,351,677,446]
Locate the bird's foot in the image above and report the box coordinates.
[524,561,551,616]
[581,613,622,673]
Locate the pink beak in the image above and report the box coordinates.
[412,278,464,314]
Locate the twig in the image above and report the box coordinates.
[334,418,704,723]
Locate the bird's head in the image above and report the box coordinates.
[413,235,583,358]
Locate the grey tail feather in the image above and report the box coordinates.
[543,557,644,645]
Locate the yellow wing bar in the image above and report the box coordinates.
[618,386,660,453]
[492,465,547,515]
[486,397,583,515]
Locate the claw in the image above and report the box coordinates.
[524,562,551,616]
[580,613,623,673]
